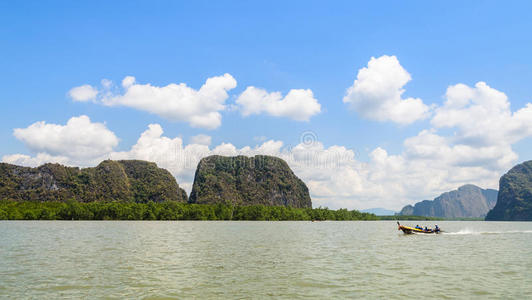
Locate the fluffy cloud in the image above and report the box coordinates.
[236,87,321,121]
[190,134,212,146]
[69,74,237,129]
[343,55,430,124]
[71,75,322,127]
[432,81,532,146]
[68,85,98,102]
[2,153,70,167]
[12,115,118,162]
[388,82,532,201]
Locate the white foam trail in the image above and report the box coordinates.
[445,229,532,235]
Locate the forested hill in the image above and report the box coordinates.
[189,155,312,208]
[486,160,532,221]
[0,160,188,203]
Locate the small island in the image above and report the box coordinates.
[189,155,312,208]
[0,156,375,221]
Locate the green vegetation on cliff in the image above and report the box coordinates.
[0,200,377,221]
[189,155,312,208]
[486,161,532,221]
[0,160,187,203]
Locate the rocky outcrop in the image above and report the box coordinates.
[189,155,312,208]
[486,161,532,221]
[398,205,414,216]
[0,160,187,203]
[398,184,498,218]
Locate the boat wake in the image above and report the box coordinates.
[445,229,532,235]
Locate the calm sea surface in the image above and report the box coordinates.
[1,221,531,299]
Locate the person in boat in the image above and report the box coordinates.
[415,225,421,230]
[424,226,428,232]
[434,224,440,232]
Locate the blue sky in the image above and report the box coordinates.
[2,1,532,209]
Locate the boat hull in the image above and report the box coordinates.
[397,222,441,234]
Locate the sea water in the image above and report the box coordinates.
[1,221,531,299]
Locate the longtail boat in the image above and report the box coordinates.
[397,222,442,234]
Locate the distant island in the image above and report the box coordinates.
[486,160,532,221]
[398,184,498,219]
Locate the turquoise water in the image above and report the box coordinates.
[1,221,531,299]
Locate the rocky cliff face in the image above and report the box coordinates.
[189,155,312,208]
[486,161,532,221]
[0,160,187,203]
[398,184,498,218]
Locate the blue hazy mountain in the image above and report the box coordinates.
[398,184,498,218]
[361,208,397,216]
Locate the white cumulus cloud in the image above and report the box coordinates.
[68,85,99,102]
[2,153,70,167]
[69,74,237,130]
[343,55,430,124]
[12,115,118,161]
[432,81,532,146]
[190,134,212,146]
[236,86,321,121]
